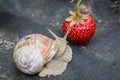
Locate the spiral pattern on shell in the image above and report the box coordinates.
[13,34,58,74]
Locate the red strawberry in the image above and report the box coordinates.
[62,0,96,45]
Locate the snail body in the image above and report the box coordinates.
[13,34,58,74]
[13,29,73,77]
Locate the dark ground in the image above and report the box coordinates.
[0,0,120,80]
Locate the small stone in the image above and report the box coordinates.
[3,40,14,45]
[3,40,7,44]
[0,72,7,79]
[56,22,60,26]
[98,20,102,22]
[82,46,86,49]
[2,40,15,50]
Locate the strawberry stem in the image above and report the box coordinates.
[75,0,81,20]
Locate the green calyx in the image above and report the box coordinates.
[65,0,89,27]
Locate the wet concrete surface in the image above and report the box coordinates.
[0,0,120,80]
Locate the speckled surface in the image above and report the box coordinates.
[0,0,120,80]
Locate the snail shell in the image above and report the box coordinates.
[13,34,58,74]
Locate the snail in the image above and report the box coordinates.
[13,28,73,77]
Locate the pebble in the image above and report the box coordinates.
[0,72,7,79]
[56,22,60,26]
[98,19,102,23]
[3,40,15,50]
[82,46,86,49]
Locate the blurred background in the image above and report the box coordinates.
[0,0,120,80]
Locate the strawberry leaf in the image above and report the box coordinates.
[70,20,77,27]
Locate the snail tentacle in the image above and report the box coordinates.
[47,28,67,57]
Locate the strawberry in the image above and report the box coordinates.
[62,0,96,45]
